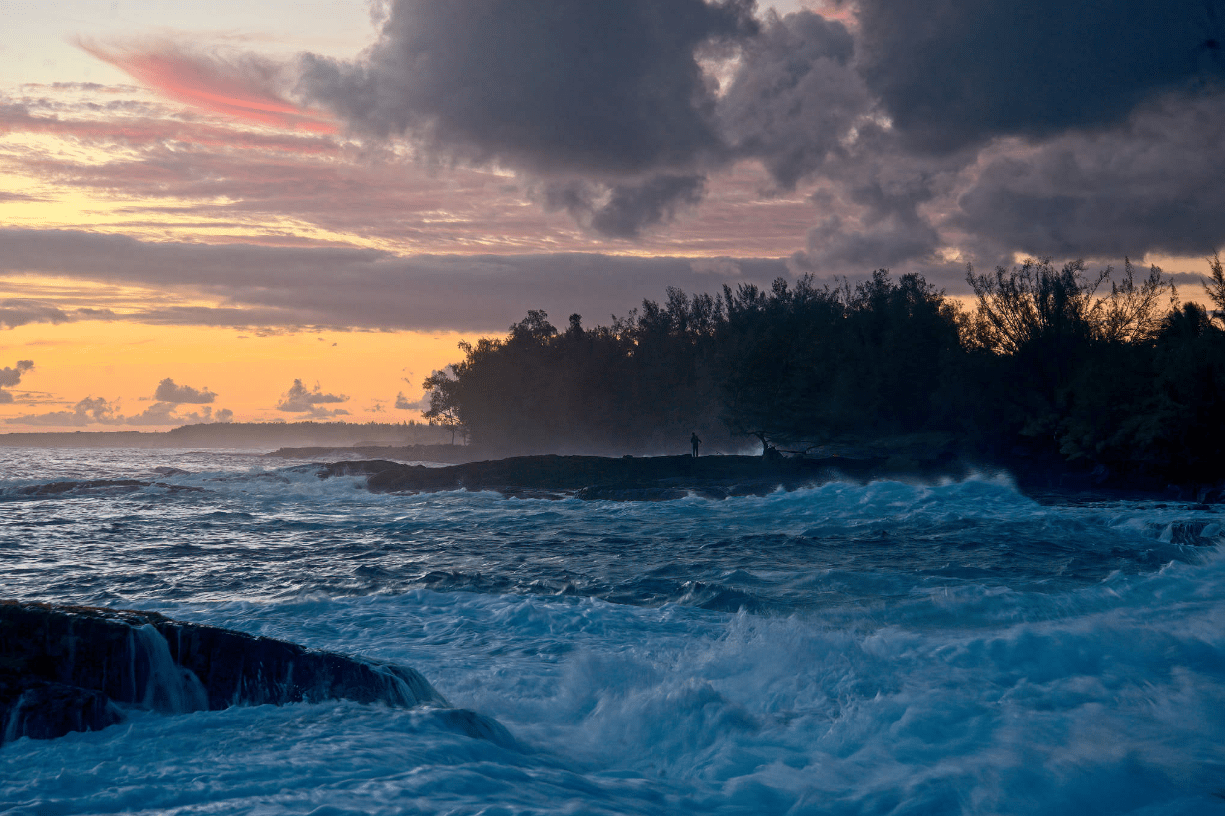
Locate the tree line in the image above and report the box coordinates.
[423,256,1225,481]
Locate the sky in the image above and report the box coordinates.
[0,0,1222,430]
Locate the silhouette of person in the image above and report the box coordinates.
[691,432,701,458]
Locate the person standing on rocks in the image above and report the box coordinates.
[691,432,701,458]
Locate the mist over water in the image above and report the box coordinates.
[1,448,1223,815]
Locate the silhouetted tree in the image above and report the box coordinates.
[1205,253,1225,326]
[965,258,1174,450]
[418,257,1224,482]
[421,366,465,444]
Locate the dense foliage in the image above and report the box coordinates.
[424,257,1225,480]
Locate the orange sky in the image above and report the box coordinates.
[0,319,472,430]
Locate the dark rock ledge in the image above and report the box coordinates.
[318,452,1225,504]
[0,601,446,745]
[319,453,969,500]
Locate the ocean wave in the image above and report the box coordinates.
[2,449,1223,813]
[16,560,1214,815]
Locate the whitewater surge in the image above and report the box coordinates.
[1,448,1223,814]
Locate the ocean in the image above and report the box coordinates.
[1,447,1223,815]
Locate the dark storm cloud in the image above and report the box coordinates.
[802,208,942,273]
[297,0,757,237]
[717,10,870,189]
[153,378,217,404]
[542,174,708,240]
[854,0,1225,153]
[954,93,1225,260]
[298,0,754,175]
[0,229,789,332]
[589,175,707,239]
[757,1,1225,272]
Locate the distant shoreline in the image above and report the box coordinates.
[0,421,451,450]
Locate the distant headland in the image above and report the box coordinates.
[0,420,452,450]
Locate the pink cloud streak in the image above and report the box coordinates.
[77,39,336,134]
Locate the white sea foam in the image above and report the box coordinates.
[1,448,1223,814]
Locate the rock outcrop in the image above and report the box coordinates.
[317,453,959,499]
[315,451,1225,504]
[0,601,445,744]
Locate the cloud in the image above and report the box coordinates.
[296,0,758,237]
[547,174,708,239]
[9,396,125,427]
[122,402,231,426]
[0,229,790,332]
[736,2,1225,272]
[78,38,335,132]
[123,401,188,426]
[276,379,350,418]
[6,395,235,427]
[853,0,1225,153]
[395,391,429,411]
[153,377,217,404]
[2,85,813,257]
[298,0,753,175]
[0,300,73,329]
[717,10,872,189]
[0,360,34,404]
[0,360,34,388]
[29,6,1225,288]
[953,92,1225,260]
[0,95,337,153]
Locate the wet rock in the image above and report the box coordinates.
[157,616,442,710]
[432,709,517,749]
[0,601,445,744]
[15,478,202,497]
[0,673,123,742]
[321,453,904,501]
[1162,521,1223,546]
[18,479,151,496]
[152,466,191,477]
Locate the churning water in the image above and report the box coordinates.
[1,447,1223,815]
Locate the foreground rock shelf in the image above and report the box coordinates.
[319,453,967,500]
[0,601,445,744]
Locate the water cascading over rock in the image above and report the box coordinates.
[0,601,445,744]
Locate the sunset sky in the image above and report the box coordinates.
[1,0,1222,430]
